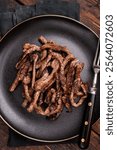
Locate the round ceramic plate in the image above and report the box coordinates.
[0,15,100,142]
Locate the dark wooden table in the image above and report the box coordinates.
[0,0,100,149]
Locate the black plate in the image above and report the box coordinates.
[0,15,100,142]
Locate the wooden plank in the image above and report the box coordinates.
[78,0,100,35]
[0,118,9,147]
[92,119,100,135]
[88,130,100,150]
[16,0,37,5]
[0,146,49,150]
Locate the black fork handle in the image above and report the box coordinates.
[78,89,96,149]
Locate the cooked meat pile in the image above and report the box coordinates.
[9,36,88,120]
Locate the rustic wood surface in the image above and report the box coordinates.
[16,0,38,5]
[0,0,100,149]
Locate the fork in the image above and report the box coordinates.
[78,40,100,149]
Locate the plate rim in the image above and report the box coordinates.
[0,14,99,142]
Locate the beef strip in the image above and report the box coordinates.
[51,89,56,103]
[32,54,38,88]
[34,59,59,91]
[41,43,73,56]
[41,50,47,61]
[66,59,78,94]
[16,55,28,70]
[23,43,40,54]
[27,90,41,112]
[9,61,30,92]
[60,55,75,92]
[38,35,48,44]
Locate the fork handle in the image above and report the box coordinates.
[78,89,96,149]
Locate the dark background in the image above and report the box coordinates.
[0,0,100,150]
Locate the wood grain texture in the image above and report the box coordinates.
[0,118,9,147]
[0,0,100,150]
[16,0,37,5]
[78,0,100,35]
[92,119,100,135]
